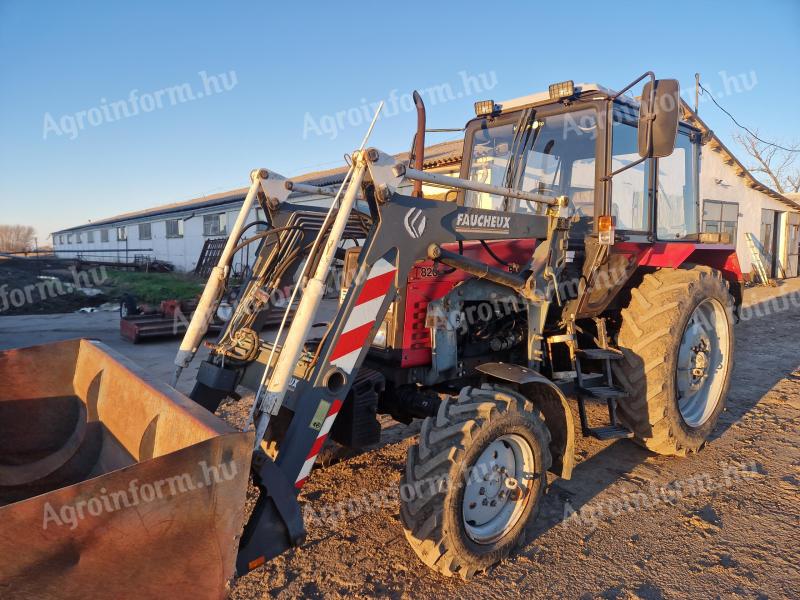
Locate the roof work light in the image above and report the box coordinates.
[474,100,498,116]
[548,80,575,100]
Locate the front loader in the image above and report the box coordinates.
[0,72,744,594]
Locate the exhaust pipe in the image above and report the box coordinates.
[411,90,425,198]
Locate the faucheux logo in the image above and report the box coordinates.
[455,212,511,233]
[404,208,427,239]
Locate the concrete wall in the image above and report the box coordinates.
[53,202,311,272]
[699,147,798,278]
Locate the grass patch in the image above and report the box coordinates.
[101,269,205,304]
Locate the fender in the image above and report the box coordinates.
[615,241,745,316]
[476,362,576,479]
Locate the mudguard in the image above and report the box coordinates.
[476,362,576,479]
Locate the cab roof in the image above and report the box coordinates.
[496,83,635,114]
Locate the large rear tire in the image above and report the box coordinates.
[400,384,551,579]
[613,265,735,456]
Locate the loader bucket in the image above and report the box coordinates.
[0,339,252,599]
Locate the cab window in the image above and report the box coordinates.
[611,116,650,231]
[463,108,598,219]
[656,131,699,240]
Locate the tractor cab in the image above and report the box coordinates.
[460,80,702,244]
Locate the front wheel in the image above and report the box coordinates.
[613,265,735,455]
[400,384,551,579]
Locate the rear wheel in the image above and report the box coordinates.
[400,384,551,579]
[613,265,734,455]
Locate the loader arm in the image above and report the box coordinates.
[233,149,569,574]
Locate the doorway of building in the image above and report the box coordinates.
[788,212,800,277]
[760,209,780,277]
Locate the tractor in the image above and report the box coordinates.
[0,73,743,595]
[179,73,742,578]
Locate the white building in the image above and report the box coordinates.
[680,102,800,279]
[51,142,462,272]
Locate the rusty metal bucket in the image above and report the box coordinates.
[0,339,252,599]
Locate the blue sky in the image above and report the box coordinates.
[1,0,798,240]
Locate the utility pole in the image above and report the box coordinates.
[694,73,700,114]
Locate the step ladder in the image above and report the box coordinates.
[548,319,633,441]
[745,233,774,286]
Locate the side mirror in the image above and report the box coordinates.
[638,79,680,158]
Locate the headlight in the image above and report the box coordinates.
[372,319,389,349]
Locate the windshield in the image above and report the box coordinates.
[464,108,598,218]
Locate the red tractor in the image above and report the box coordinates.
[176,73,742,579]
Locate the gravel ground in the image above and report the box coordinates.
[229,280,800,600]
[1,278,797,599]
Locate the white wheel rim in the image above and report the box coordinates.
[461,433,535,544]
[676,298,730,427]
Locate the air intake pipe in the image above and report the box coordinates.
[412,90,425,198]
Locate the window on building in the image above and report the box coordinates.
[702,200,738,243]
[101,229,109,243]
[75,232,82,243]
[86,230,95,243]
[138,222,152,240]
[66,233,73,244]
[117,226,127,241]
[656,131,699,240]
[254,208,268,232]
[58,235,64,244]
[203,213,227,236]
[166,218,184,238]
[611,118,650,231]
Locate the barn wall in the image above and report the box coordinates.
[51,170,453,273]
[699,147,798,278]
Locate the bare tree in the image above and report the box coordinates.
[0,225,36,252]
[734,132,800,194]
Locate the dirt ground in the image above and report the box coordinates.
[0,256,110,315]
[0,276,796,599]
[229,281,800,600]
[0,256,204,316]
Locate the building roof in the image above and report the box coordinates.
[53,139,463,234]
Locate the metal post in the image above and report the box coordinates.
[695,73,700,114]
[400,165,557,207]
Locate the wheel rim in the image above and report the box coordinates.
[462,433,535,545]
[676,297,730,427]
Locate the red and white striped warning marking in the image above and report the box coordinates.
[295,398,342,488]
[329,258,397,374]
[294,258,396,488]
